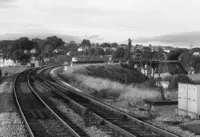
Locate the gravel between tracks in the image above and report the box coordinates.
[0,77,27,137]
[49,97,113,137]
[33,80,115,137]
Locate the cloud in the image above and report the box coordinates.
[0,0,19,9]
[0,32,81,43]
[133,31,200,47]
[0,0,16,3]
[82,35,104,42]
[87,35,101,39]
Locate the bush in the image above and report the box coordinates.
[141,78,157,87]
[0,69,2,78]
[168,74,193,90]
[4,72,9,77]
[162,75,173,81]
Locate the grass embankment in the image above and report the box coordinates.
[60,64,162,103]
[0,66,27,76]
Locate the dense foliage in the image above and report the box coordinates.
[0,36,64,64]
[168,74,193,90]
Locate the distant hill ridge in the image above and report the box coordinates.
[133,31,200,47]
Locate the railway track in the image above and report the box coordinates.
[29,69,119,137]
[35,66,180,137]
[13,69,83,137]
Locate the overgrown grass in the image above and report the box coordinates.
[60,64,163,103]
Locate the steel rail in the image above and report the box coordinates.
[37,66,180,137]
[33,71,138,137]
[26,70,82,137]
[13,70,35,137]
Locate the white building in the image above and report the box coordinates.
[78,47,85,52]
[0,58,16,67]
[193,52,200,56]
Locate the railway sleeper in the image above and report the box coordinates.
[104,117,122,121]
[35,109,45,119]
[29,110,38,119]
[94,110,119,116]
[56,132,70,136]
[100,114,123,119]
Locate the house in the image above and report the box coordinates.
[53,49,59,53]
[151,46,159,52]
[162,46,175,53]
[78,47,85,52]
[111,47,117,51]
[30,49,36,54]
[0,59,16,67]
[53,46,65,54]
[102,47,110,52]
[143,46,151,51]
[193,52,200,56]
[66,51,71,56]
[130,46,135,52]
[24,50,29,54]
[134,45,143,51]
[44,57,50,62]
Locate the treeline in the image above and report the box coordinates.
[0,36,122,64]
[1,35,200,73]
[0,36,65,63]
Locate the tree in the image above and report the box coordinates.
[191,55,200,73]
[11,37,35,53]
[65,41,78,52]
[152,51,165,61]
[167,49,186,60]
[0,69,2,78]
[105,48,112,55]
[124,38,132,61]
[9,37,39,63]
[11,49,24,63]
[100,43,111,48]
[32,38,45,51]
[179,51,192,70]
[110,43,118,48]
[44,36,65,52]
[81,39,91,49]
[141,50,153,60]
[96,48,105,56]
[127,38,132,51]
[88,47,96,55]
[112,47,125,61]
[0,40,13,57]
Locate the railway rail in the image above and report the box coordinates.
[35,66,180,137]
[13,69,83,137]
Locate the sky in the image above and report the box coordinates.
[1,0,200,43]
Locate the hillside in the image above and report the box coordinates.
[72,64,148,84]
[59,64,162,103]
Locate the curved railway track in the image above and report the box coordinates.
[13,69,83,137]
[35,66,180,137]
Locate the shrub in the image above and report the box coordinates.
[141,78,157,87]
[4,71,9,77]
[0,69,2,78]
[168,74,193,90]
[162,75,174,81]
